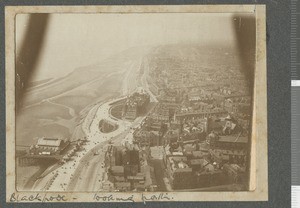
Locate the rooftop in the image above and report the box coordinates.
[114,182,131,189]
[218,135,248,143]
[37,137,62,147]
[111,166,124,174]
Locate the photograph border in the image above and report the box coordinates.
[5,5,267,203]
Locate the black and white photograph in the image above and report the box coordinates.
[5,5,268,202]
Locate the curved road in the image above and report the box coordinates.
[32,56,156,192]
[32,96,132,191]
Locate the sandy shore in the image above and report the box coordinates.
[31,96,131,191]
[29,57,153,191]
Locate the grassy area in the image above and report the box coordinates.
[110,104,124,119]
[99,119,118,133]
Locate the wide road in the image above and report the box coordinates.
[32,96,132,191]
[67,101,156,192]
[141,57,158,103]
[66,56,158,191]
[32,56,157,191]
[67,128,131,191]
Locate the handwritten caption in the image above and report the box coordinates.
[10,193,67,202]
[10,192,173,203]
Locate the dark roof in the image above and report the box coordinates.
[176,108,227,117]
[190,159,203,165]
[218,135,248,143]
[192,151,208,158]
[174,168,192,173]
[169,156,187,162]
[111,166,124,174]
[209,120,225,129]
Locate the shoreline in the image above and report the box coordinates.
[31,96,131,191]
[16,58,146,191]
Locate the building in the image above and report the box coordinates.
[171,168,193,189]
[190,159,203,171]
[110,166,124,176]
[150,146,165,160]
[163,129,180,145]
[210,135,248,150]
[175,108,227,121]
[29,137,69,156]
[149,103,170,122]
[165,155,193,189]
[102,181,114,191]
[114,182,131,191]
[209,134,248,165]
[106,145,156,192]
[133,129,160,147]
[123,91,150,120]
[210,148,247,165]
[195,169,228,188]
[223,164,245,183]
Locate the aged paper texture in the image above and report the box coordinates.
[5,5,267,202]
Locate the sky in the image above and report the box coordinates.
[16,13,238,81]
